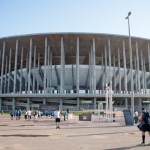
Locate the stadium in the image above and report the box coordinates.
[0,33,150,111]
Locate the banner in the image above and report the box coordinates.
[79,114,91,121]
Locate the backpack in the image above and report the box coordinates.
[143,112,150,124]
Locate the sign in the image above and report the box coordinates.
[81,100,92,104]
[39,105,59,113]
[123,110,134,126]
[79,114,91,121]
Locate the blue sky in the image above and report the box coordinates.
[0,0,150,39]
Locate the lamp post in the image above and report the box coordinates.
[125,12,134,118]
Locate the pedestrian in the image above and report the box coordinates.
[24,110,27,120]
[27,109,32,121]
[15,109,19,120]
[137,108,150,146]
[38,110,41,119]
[18,109,22,120]
[54,108,61,129]
[10,109,14,120]
[34,110,38,122]
[14,110,16,118]
[63,111,67,121]
[134,110,139,124]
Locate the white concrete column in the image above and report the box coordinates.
[125,98,128,109]
[76,37,79,94]
[93,38,96,93]
[28,39,32,94]
[43,98,46,105]
[12,98,15,110]
[136,42,140,93]
[60,37,64,94]
[77,98,80,110]
[59,98,63,109]
[37,53,40,93]
[25,54,28,93]
[27,98,30,110]
[102,53,104,93]
[20,47,24,93]
[1,42,5,94]
[4,56,8,93]
[108,39,112,86]
[105,47,107,86]
[118,48,121,93]
[123,40,127,93]
[33,46,36,93]
[141,51,144,94]
[113,55,116,93]
[13,40,18,93]
[44,38,47,94]
[94,98,96,110]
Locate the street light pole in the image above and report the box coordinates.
[125,12,134,118]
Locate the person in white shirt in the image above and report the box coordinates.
[54,108,61,129]
[134,110,139,124]
[27,109,32,121]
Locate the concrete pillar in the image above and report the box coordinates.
[125,98,128,109]
[143,59,147,94]
[1,42,5,94]
[47,46,50,93]
[50,53,52,93]
[123,40,127,93]
[12,98,15,110]
[20,47,24,93]
[101,53,104,93]
[28,39,32,94]
[76,37,79,94]
[134,56,137,93]
[43,98,46,105]
[141,51,144,94]
[77,98,80,110]
[113,55,116,93]
[13,40,18,93]
[59,98,63,110]
[33,46,36,93]
[27,98,30,110]
[89,53,92,93]
[25,54,28,94]
[93,38,96,93]
[60,37,64,94]
[37,53,40,93]
[94,98,96,110]
[118,48,121,93]
[0,98,2,110]
[44,38,47,94]
[105,47,107,86]
[4,56,8,93]
[8,49,12,93]
[108,39,112,86]
[136,42,140,93]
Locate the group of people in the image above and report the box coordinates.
[10,109,22,120]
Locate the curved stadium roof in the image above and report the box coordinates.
[0,32,150,71]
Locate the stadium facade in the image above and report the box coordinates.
[0,33,150,111]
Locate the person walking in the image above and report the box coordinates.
[27,109,32,121]
[34,110,38,122]
[54,108,61,129]
[10,109,14,120]
[138,108,150,146]
[134,110,139,124]
[63,111,67,121]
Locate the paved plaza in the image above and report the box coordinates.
[0,114,149,150]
